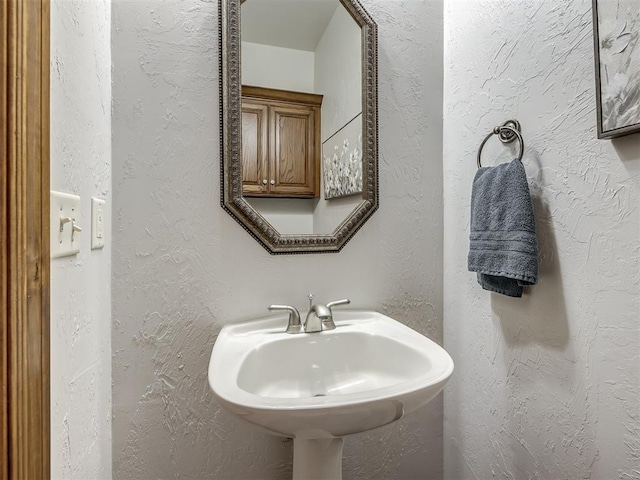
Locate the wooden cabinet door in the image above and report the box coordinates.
[241,101,269,195]
[270,104,317,197]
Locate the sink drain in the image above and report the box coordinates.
[313,393,326,397]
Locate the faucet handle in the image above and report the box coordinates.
[326,299,350,310]
[321,299,350,331]
[268,305,303,334]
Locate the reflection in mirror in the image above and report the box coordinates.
[241,0,363,235]
[220,0,377,253]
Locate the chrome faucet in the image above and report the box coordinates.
[269,295,351,334]
[305,294,351,333]
[304,303,332,333]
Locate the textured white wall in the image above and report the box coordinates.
[50,0,112,478]
[111,0,443,478]
[242,41,315,92]
[443,1,640,479]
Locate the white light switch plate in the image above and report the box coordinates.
[51,191,81,259]
[91,197,106,249]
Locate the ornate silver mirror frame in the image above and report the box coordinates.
[219,0,378,254]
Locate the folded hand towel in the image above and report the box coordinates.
[468,158,538,297]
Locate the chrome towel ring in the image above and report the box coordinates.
[477,119,524,169]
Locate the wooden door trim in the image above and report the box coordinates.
[242,85,323,107]
[1,0,50,478]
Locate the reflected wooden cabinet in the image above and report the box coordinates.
[241,86,322,198]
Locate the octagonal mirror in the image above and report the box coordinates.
[220,0,378,254]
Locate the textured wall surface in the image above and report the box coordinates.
[112,0,443,478]
[443,1,640,479]
[50,0,112,478]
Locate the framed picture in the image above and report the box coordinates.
[592,0,640,139]
[322,113,363,199]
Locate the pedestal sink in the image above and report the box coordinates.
[208,310,453,480]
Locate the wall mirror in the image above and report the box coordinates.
[220,0,378,254]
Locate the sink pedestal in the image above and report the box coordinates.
[293,438,344,480]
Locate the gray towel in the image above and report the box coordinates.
[468,158,538,297]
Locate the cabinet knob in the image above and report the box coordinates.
[270,180,275,185]
[262,179,268,185]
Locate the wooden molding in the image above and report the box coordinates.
[242,85,323,107]
[1,0,50,478]
[1,2,8,477]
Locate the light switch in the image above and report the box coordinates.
[51,191,81,259]
[91,197,106,250]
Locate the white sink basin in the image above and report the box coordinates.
[208,310,453,479]
[209,310,453,437]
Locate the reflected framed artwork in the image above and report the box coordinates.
[593,0,640,139]
[323,113,363,199]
